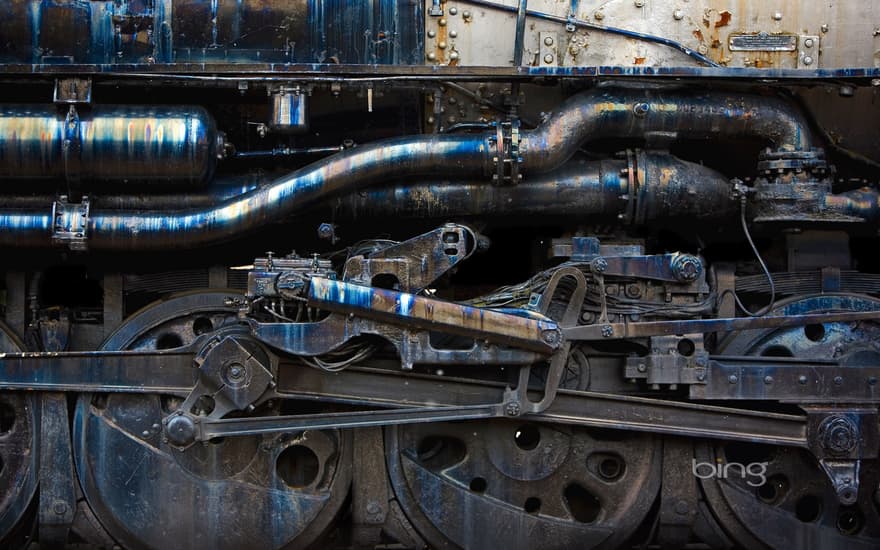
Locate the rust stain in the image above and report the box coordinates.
[715,10,732,28]
[693,30,704,42]
[634,56,646,65]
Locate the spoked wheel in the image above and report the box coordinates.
[386,419,660,549]
[701,294,880,549]
[0,322,38,545]
[73,291,351,550]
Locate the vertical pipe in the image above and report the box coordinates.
[513,0,528,66]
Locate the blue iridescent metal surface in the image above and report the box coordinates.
[0,0,423,65]
[0,105,218,184]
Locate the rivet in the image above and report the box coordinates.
[594,11,604,20]
[450,51,460,60]
[803,55,814,65]
[821,24,829,33]
[462,10,471,18]
[427,30,436,38]
[427,52,436,61]
[673,9,684,20]
[634,0,645,7]
[834,376,844,385]
[764,375,773,385]
[869,376,877,386]
[438,41,447,49]
[772,12,783,21]
[728,374,738,384]
[449,30,458,38]
[439,18,447,26]
[449,6,458,15]
[798,375,808,385]
[804,38,815,48]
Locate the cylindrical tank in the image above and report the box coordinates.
[0,105,220,185]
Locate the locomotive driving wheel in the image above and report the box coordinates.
[386,418,661,549]
[0,322,38,546]
[73,291,351,550]
[700,294,880,549]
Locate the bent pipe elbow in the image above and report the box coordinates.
[519,88,814,173]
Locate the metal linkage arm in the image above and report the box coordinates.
[306,277,562,354]
[0,349,196,394]
[563,310,880,340]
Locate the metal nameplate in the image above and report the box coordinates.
[729,33,798,52]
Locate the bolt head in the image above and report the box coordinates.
[544,36,554,46]
[673,9,684,20]
[505,402,521,417]
[317,223,334,239]
[543,54,555,64]
[803,55,814,65]
[165,414,197,447]
[601,325,614,337]
[804,38,815,48]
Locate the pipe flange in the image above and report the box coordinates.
[489,120,522,184]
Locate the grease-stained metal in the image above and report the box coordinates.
[0,89,830,249]
[0,0,423,65]
[564,310,880,341]
[306,277,561,354]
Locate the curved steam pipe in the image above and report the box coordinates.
[0,89,813,249]
[519,88,813,173]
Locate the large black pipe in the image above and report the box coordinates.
[337,153,737,223]
[519,88,814,173]
[0,88,814,249]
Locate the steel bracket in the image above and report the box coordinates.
[343,223,473,292]
[53,78,92,104]
[51,195,90,251]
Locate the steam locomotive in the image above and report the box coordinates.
[0,1,879,549]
